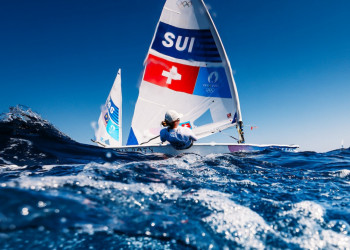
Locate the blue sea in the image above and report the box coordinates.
[0,106,349,249]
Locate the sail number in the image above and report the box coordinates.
[162,32,195,53]
[151,22,221,62]
[107,101,115,114]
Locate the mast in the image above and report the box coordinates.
[199,0,245,143]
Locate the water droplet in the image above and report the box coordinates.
[38,201,46,208]
[21,207,29,216]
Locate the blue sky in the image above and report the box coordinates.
[1,0,349,152]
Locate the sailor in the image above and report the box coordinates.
[160,110,198,150]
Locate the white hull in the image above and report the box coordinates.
[111,143,299,155]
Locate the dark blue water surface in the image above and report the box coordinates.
[0,106,349,249]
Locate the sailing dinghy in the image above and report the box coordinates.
[94,0,298,154]
[94,69,122,147]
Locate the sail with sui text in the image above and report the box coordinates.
[127,0,243,146]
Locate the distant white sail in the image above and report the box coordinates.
[95,69,122,147]
[127,0,243,145]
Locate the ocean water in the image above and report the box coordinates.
[0,106,349,249]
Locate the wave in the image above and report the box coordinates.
[0,105,349,249]
[0,105,166,166]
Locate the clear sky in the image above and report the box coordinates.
[1,0,349,152]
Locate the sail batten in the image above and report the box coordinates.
[127,0,243,145]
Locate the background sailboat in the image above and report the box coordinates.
[94,69,122,147]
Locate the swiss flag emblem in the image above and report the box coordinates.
[180,121,192,129]
[143,54,200,95]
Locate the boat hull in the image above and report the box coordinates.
[111,143,299,155]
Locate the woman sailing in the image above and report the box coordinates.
[160,110,198,150]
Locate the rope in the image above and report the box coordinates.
[140,135,160,145]
[219,130,240,143]
[91,139,107,148]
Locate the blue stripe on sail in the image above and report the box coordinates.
[232,112,237,124]
[126,127,139,146]
[107,99,119,125]
[151,22,222,63]
[106,120,120,141]
[193,67,232,98]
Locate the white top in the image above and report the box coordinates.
[160,126,198,149]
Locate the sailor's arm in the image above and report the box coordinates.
[159,129,167,142]
[188,129,198,141]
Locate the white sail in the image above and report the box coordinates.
[95,69,122,147]
[127,0,243,146]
